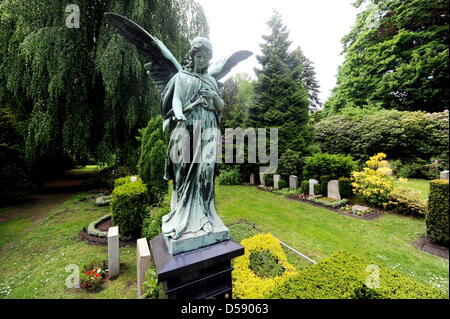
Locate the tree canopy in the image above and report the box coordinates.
[325,0,449,114]
[0,0,208,181]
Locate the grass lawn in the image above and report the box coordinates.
[393,178,430,201]
[0,183,448,298]
[0,193,138,299]
[216,186,448,294]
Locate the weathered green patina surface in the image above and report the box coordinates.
[105,13,251,254]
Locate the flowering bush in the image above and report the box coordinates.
[351,153,393,207]
[232,233,297,299]
[80,264,107,292]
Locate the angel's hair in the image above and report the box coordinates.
[183,46,212,74]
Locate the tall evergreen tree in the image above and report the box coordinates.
[288,47,322,112]
[325,0,449,114]
[249,10,312,158]
[0,0,209,182]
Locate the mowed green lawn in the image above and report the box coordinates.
[393,178,431,201]
[0,182,448,298]
[216,185,448,293]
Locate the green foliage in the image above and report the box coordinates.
[314,109,449,165]
[249,250,285,278]
[278,179,287,189]
[138,116,168,204]
[307,197,348,208]
[338,177,353,199]
[80,260,108,292]
[141,197,171,241]
[219,169,242,186]
[387,187,427,217]
[303,153,358,180]
[111,178,148,239]
[269,250,447,299]
[140,268,160,299]
[426,180,449,246]
[325,0,449,114]
[313,183,321,196]
[0,108,32,204]
[264,175,274,187]
[277,149,302,177]
[319,175,331,197]
[228,222,260,243]
[300,180,309,194]
[0,0,209,178]
[114,175,143,189]
[249,10,312,157]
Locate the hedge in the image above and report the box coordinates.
[338,177,353,198]
[269,250,447,299]
[319,175,331,196]
[303,153,358,180]
[426,180,449,246]
[300,180,309,194]
[111,178,148,239]
[114,175,143,189]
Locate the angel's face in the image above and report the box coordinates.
[193,49,210,73]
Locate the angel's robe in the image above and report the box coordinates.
[160,71,229,241]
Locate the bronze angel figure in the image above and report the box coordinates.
[105,13,252,254]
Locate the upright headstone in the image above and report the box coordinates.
[327,180,341,200]
[108,226,120,279]
[440,170,449,180]
[137,238,152,298]
[259,173,265,187]
[289,175,298,190]
[249,173,255,185]
[309,179,319,196]
[273,175,280,189]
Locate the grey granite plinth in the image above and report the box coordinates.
[163,224,230,255]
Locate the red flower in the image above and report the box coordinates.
[95,273,101,277]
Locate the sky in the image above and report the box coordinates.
[196,0,361,103]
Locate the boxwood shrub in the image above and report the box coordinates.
[319,175,331,196]
[300,180,309,194]
[338,177,353,198]
[219,169,242,185]
[269,250,447,299]
[426,180,449,246]
[114,175,143,189]
[111,179,149,239]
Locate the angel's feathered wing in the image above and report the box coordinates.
[104,12,181,95]
[208,50,253,81]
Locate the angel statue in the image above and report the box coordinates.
[104,13,252,255]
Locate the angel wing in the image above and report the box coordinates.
[208,50,253,81]
[104,12,182,94]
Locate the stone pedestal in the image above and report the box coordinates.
[150,234,244,299]
[289,175,298,190]
[327,180,341,200]
[440,170,449,180]
[309,179,319,196]
[137,238,152,298]
[249,173,255,185]
[273,174,280,189]
[108,226,120,279]
[259,173,265,187]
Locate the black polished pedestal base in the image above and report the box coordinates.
[149,234,244,299]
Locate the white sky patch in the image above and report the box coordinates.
[196,0,360,103]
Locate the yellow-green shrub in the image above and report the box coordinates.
[111,179,148,239]
[232,233,297,299]
[269,250,447,299]
[351,153,393,207]
[114,175,143,189]
[426,180,449,246]
[387,186,427,217]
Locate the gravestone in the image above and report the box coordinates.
[309,179,319,196]
[352,205,370,214]
[259,173,265,187]
[289,175,298,190]
[273,175,281,190]
[327,180,341,200]
[249,173,255,185]
[108,226,120,279]
[137,238,152,298]
[440,170,449,180]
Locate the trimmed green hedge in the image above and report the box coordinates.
[338,177,353,198]
[300,180,309,194]
[269,251,447,299]
[114,175,143,189]
[219,169,242,185]
[111,179,148,239]
[319,175,331,196]
[426,180,449,246]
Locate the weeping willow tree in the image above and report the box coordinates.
[0,0,209,182]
